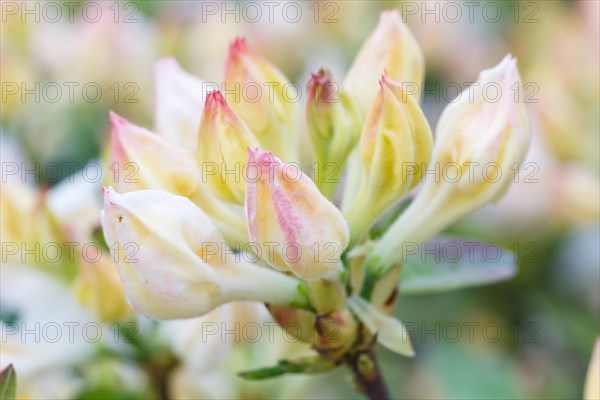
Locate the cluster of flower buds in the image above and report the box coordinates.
[364,55,531,289]
[101,8,530,369]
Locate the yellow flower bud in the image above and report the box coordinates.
[197,91,259,204]
[306,69,361,198]
[245,148,349,280]
[1,182,77,279]
[584,337,600,400]
[101,187,309,319]
[108,112,199,197]
[74,254,132,323]
[224,38,299,162]
[1,180,37,244]
[368,55,531,277]
[109,112,248,246]
[344,10,425,116]
[344,73,433,246]
[154,58,205,151]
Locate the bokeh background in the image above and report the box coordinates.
[1,0,598,398]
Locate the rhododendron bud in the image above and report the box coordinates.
[344,10,425,116]
[109,112,247,246]
[101,187,309,319]
[225,38,299,162]
[267,305,358,360]
[197,91,259,204]
[585,338,600,400]
[368,55,531,278]
[109,112,199,196]
[306,69,361,198]
[314,309,359,360]
[344,73,433,245]
[154,58,205,151]
[74,254,132,323]
[245,148,349,280]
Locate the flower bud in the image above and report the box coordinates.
[306,69,361,198]
[368,55,531,278]
[109,112,199,196]
[225,38,299,162]
[314,309,358,360]
[154,58,205,151]
[344,10,425,116]
[267,305,358,360]
[267,305,318,344]
[585,337,600,400]
[1,181,38,244]
[109,112,247,246]
[245,148,349,280]
[74,254,132,323]
[344,73,433,245]
[101,187,309,319]
[197,91,259,204]
[1,182,77,279]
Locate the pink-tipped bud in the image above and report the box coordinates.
[224,38,299,162]
[245,148,349,279]
[344,10,425,116]
[108,111,199,196]
[197,91,259,204]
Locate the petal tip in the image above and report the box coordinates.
[229,37,248,55]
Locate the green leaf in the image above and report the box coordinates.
[238,357,336,380]
[400,237,517,295]
[0,364,16,400]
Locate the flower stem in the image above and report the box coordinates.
[345,348,391,400]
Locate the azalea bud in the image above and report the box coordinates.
[344,74,433,246]
[225,38,299,162]
[314,309,358,360]
[1,180,37,244]
[344,10,425,116]
[197,91,259,204]
[584,337,600,400]
[101,187,309,319]
[109,112,199,196]
[109,112,248,246]
[245,148,349,280]
[154,58,205,151]
[267,305,318,344]
[74,254,132,323]
[367,55,531,279]
[1,182,77,279]
[306,69,361,198]
[267,305,358,360]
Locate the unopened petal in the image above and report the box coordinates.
[109,112,200,197]
[154,58,205,151]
